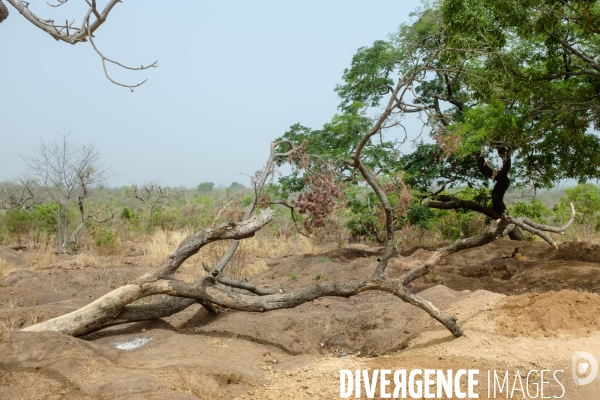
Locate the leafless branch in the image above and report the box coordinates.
[4,0,157,89]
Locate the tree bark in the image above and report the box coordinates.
[425,148,525,240]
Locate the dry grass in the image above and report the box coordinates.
[142,228,313,282]
[0,257,18,279]
[24,240,56,269]
[0,317,19,332]
[71,252,102,269]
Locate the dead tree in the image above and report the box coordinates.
[2,0,156,90]
[69,172,113,245]
[131,182,168,217]
[0,178,45,210]
[22,133,111,251]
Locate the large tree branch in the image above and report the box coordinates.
[422,195,499,219]
[213,140,301,273]
[137,209,274,281]
[548,33,600,74]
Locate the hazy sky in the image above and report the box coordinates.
[1,0,422,188]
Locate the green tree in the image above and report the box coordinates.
[227,182,246,192]
[299,1,600,241]
[557,183,600,225]
[197,182,215,193]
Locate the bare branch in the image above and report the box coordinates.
[508,202,576,249]
[4,0,156,89]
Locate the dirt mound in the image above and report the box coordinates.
[196,285,469,356]
[244,288,600,399]
[551,241,600,262]
[322,247,378,262]
[495,290,600,337]
[0,247,27,267]
[429,240,600,295]
[2,241,600,398]
[0,328,284,399]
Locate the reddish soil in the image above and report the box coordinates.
[1,239,600,399]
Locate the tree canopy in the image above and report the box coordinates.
[277,0,600,241]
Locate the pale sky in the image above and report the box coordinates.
[1,1,422,188]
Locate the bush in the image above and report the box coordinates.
[438,210,486,240]
[94,226,119,253]
[0,208,34,244]
[511,199,553,224]
[120,207,140,231]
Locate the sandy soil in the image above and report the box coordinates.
[1,240,599,399]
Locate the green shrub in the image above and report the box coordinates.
[120,207,140,231]
[1,208,34,244]
[94,226,118,250]
[511,199,553,224]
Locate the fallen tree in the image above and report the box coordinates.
[19,11,577,336]
[21,70,576,339]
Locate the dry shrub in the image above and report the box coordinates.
[92,265,136,289]
[243,229,313,258]
[71,252,102,269]
[0,317,19,332]
[24,240,56,269]
[143,227,313,282]
[310,215,349,248]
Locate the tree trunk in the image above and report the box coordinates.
[424,149,525,241]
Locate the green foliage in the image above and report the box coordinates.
[555,183,600,225]
[120,207,135,220]
[400,144,481,192]
[438,208,487,240]
[0,208,34,243]
[31,202,75,234]
[149,208,183,231]
[277,113,402,196]
[197,182,214,193]
[32,203,58,234]
[120,207,140,231]
[406,204,437,230]
[94,226,118,249]
[450,186,493,211]
[227,182,246,192]
[241,194,253,207]
[288,272,298,281]
[511,199,553,224]
[439,0,600,188]
[335,40,398,110]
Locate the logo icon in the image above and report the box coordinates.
[572,351,598,386]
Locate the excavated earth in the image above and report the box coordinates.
[1,240,600,399]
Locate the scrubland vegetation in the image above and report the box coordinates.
[2,177,599,280]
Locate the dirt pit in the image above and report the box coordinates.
[1,239,600,399]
